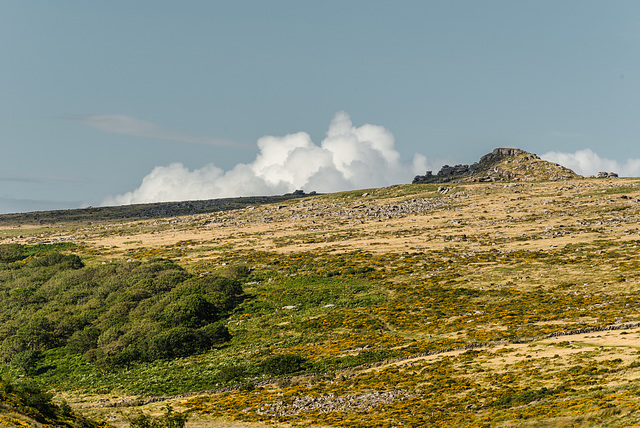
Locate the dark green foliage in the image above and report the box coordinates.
[28,252,84,269]
[11,350,42,375]
[173,274,244,312]
[16,316,58,350]
[260,354,308,376]
[492,386,570,408]
[0,246,243,368]
[127,405,188,428]
[0,243,76,264]
[239,382,255,391]
[0,376,106,427]
[0,377,57,422]
[67,326,101,354]
[0,243,25,262]
[161,295,217,328]
[222,264,251,280]
[217,363,247,382]
[152,270,192,292]
[144,321,230,360]
[198,321,231,345]
[312,349,395,372]
[59,399,73,416]
[145,327,205,359]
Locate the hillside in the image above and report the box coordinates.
[1,159,640,427]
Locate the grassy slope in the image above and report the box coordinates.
[2,178,640,427]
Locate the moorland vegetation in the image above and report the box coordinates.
[2,150,640,427]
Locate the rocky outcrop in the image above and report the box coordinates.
[595,172,619,178]
[413,148,581,184]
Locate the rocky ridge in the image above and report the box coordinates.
[413,148,582,184]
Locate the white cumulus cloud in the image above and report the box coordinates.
[541,148,640,177]
[103,112,435,206]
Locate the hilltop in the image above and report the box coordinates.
[413,147,582,183]
[0,158,639,427]
[0,193,315,227]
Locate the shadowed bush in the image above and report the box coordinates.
[260,354,308,376]
[0,249,243,367]
[127,405,188,428]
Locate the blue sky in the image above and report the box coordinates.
[2,1,640,213]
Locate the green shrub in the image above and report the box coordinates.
[16,317,58,350]
[197,321,231,346]
[0,243,25,262]
[29,253,84,270]
[0,377,56,422]
[218,363,247,382]
[161,295,218,328]
[67,326,101,354]
[145,327,204,360]
[11,350,42,375]
[260,354,308,376]
[0,252,243,368]
[222,264,251,280]
[152,270,191,292]
[127,405,189,428]
[0,376,105,426]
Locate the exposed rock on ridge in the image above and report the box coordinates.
[413,148,582,184]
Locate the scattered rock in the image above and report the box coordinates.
[255,390,414,417]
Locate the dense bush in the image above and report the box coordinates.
[28,252,84,269]
[198,320,232,345]
[0,245,243,368]
[161,295,218,328]
[0,243,25,263]
[145,327,206,360]
[127,405,188,428]
[260,354,308,376]
[66,326,101,354]
[0,377,56,422]
[10,350,42,375]
[0,376,106,427]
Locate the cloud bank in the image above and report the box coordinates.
[103,112,432,206]
[63,114,239,147]
[541,149,640,177]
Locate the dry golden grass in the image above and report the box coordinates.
[3,178,638,259]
